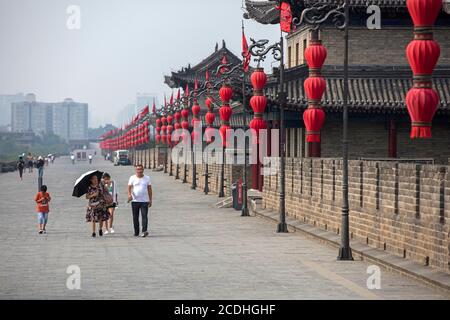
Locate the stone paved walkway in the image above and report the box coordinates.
[0,156,448,299]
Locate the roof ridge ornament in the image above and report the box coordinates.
[293,2,347,30]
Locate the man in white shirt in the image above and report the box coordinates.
[127,164,153,237]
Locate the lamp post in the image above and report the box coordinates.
[292,0,353,259]
[247,37,287,233]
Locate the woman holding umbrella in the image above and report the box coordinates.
[73,170,112,237]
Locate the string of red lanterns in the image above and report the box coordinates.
[219,84,233,147]
[303,32,327,143]
[405,0,441,139]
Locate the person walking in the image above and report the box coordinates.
[102,173,118,234]
[35,185,51,234]
[17,156,25,180]
[27,153,34,173]
[36,156,45,179]
[85,175,110,237]
[127,164,152,237]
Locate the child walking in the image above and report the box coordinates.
[35,185,51,234]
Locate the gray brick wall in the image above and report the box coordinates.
[263,158,450,273]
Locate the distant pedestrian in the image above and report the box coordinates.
[36,156,45,178]
[35,185,51,234]
[127,164,152,237]
[70,154,75,165]
[102,172,118,234]
[88,154,93,164]
[17,156,25,180]
[85,175,110,237]
[27,153,33,173]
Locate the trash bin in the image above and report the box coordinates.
[236,178,243,211]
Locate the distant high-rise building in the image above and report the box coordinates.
[136,93,157,110]
[0,93,25,127]
[11,94,88,142]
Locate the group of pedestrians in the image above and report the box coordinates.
[84,164,152,238]
[17,153,49,181]
[32,154,153,238]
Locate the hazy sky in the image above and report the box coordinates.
[0,0,279,127]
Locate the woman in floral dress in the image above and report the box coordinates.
[86,175,110,237]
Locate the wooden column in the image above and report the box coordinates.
[388,119,397,158]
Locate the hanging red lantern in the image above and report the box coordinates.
[205,111,215,125]
[405,0,441,139]
[219,105,232,122]
[406,0,442,27]
[303,33,327,143]
[250,69,268,91]
[249,68,268,144]
[219,84,233,102]
[405,88,439,138]
[156,118,161,127]
[303,108,326,143]
[304,77,326,101]
[304,39,327,70]
[406,40,440,76]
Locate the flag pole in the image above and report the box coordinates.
[241,19,250,217]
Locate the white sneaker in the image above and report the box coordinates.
[110,228,115,234]
[104,230,109,235]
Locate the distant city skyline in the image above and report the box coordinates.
[11,94,88,142]
[0,0,279,127]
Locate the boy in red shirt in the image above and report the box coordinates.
[35,185,51,234]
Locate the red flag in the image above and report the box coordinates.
[277,2,292,33]
[242,29,251,72]
[176,88,181,101]
[164,93,167,107]
[152,99,156,114]
[185,84,190,97]
[194,78,199,92]
[170,92,174,106]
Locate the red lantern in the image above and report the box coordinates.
[407,0,442,27]
[406,88,439,138]
[405,0,441,139]
[181,109,189,119]
[305,40,327,70]
[192,104,201,116]
[304,77,326,101]
[250,68,268,90]
[181,121,189,130]
[167,115,173,124]
[219,85,233,102]
[174,112,181,122]
[219,105,232,122]
[205,112,215,125]
[161,117,167,125]
[303,108,326,143]
[156,134,161,144]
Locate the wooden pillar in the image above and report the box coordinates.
[388,119,397,158]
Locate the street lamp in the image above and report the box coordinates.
[247,37,288,233]
[292,0,353,260]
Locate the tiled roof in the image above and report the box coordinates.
[244,0,450,25]
[264,65,450,114]
[165,42,243,89]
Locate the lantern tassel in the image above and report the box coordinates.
[410,126,432,139]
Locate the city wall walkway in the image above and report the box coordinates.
[0,156,448,299]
